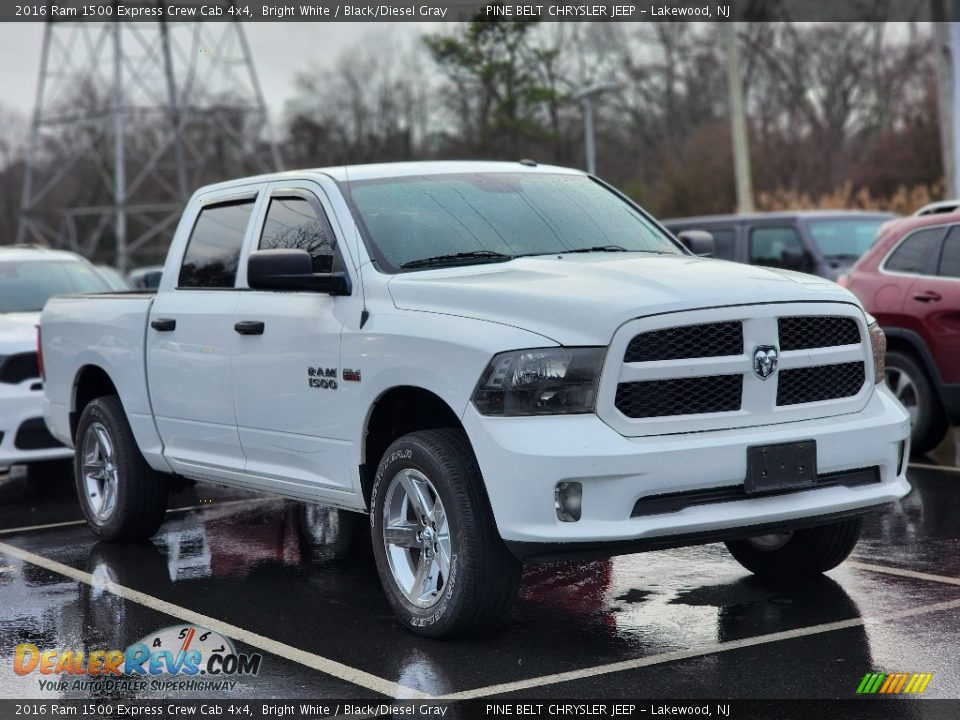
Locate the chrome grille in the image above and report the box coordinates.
[778,316,860,351]
[615,375,742,418]
[624,321,743,362]
[776,362,866,406]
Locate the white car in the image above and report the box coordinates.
[1,246,113,471]
[40,162,911,637]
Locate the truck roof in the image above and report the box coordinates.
[193,160,586,196]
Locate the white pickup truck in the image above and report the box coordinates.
[41,161,911,637]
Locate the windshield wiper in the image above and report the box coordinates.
[562,245,628,253]
[399,250,514,269]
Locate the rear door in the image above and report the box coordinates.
[903,225,960,384]
[147,193,259,476]
[231,181,359,502]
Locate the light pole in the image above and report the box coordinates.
[725,22,754,213]
[575,83,620,175]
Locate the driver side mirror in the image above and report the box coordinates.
[780,246,809,271]
[247,249,351,295]
[677,229,715,257]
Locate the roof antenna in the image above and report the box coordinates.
[518,159,538,167]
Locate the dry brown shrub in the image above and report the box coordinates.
[755,181,945,215]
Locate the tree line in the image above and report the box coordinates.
[0,20,942,264]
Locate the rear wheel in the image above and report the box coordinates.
[370,429,521,637]
[74,396,169,541]
[725,518,862,579]
[885,350,948,455]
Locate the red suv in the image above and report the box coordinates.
[843,213,960,454]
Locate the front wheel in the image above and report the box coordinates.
[370,429,521,638]
[74,396,169,541]
[725,517,862,579]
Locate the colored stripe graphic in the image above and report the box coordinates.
[857,672,932,694]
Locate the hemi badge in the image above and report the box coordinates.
[342,368,361,382]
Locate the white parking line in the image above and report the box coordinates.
[908,462,960,473]
[441,594,960,700]
[0,540,426,700]
[848,560,960,587]
[0,498,274,536]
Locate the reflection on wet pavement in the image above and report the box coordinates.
[1,438,959,699]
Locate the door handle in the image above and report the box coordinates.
[150,318,176,332]
[912,291,942,303]
[234,321,265,336]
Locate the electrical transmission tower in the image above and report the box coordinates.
[16,14,281,270]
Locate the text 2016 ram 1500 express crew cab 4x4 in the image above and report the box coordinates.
[41,162,911,637]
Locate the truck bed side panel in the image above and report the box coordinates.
[41,294,172,473]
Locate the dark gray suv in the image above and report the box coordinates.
[663,211,895,280]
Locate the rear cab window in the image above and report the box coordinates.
[178,200,257,289]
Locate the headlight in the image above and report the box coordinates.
[472,347,606,416]
[868,321,886,384]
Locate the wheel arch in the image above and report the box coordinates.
[360,385,470,508]
[71,365,120,442]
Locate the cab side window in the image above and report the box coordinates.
[939,226,960,278]
[885,228,943,275]
[178,200,255,289]
[259,196,337,274]
[749,226,804,269]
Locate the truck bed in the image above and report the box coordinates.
[41,293,158,458]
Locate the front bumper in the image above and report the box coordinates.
[0,382,72,469]
[464,386,911,559]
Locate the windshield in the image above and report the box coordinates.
[347,173,682,271]
[0,260,112,313]
[805,218,887,259]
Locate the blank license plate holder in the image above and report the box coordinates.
[745,440,817,495]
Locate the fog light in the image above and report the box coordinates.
[555,482,582,522]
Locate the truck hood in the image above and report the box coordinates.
[0,312,40,355]
[388,254,860,345]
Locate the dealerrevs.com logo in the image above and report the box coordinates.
[14,625,261,693]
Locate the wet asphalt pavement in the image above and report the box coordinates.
[1,432,959,703]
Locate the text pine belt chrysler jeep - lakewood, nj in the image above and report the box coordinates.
[40,162,911,637]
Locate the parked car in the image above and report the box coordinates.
[1,246,113,471]
[662,211,894,281]
[95,264,132,291]
[127,265,163,290]
[41,162,909,637]
[842,213,960,454]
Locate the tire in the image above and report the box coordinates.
[74,396,169,541]
[370,428,521,638]
[885,350,948,455]
[725,517,862,579]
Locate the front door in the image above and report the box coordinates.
[231,184,357,501]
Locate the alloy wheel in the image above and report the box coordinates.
[382,468,452,608]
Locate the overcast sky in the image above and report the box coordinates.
[0,22,425,124]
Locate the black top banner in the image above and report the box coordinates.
[0,0,937,23]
